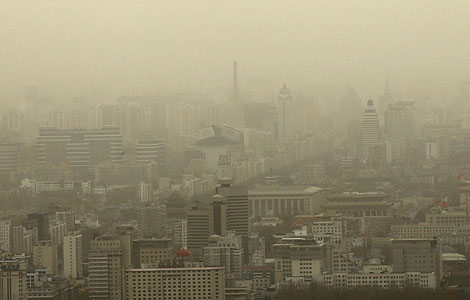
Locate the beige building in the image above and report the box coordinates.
[0,257,28,300]
[88,236,123,300]
[248,186,324,217]
[392,239,442,281]
[391,224,455,239]
[131,239,174,268]
[33,240,58,275]
[63,233,83,279]
[0,220,11,253]
[125,266,225,300]
[425,212,469,226]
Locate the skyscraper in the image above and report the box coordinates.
[88,236,124,300]
[361,99,379,160]
[63,233,83,279]
[138,204,167,239]
[277,84,293,145]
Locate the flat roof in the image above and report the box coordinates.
[249,186,322,196]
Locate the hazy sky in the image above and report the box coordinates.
[1,0,469,102]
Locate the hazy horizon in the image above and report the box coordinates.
[1,0,469,105]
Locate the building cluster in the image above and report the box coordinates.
[3,65,470,299]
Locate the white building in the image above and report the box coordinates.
[0,219,11,253]
[277,84,293,145]
[322,272,437,289]
[362,99,379,160]
[125,266,225,300]
[203,233,243,280]
[312,221,343,245]
[173,218,188,249]
[0,257,28,300]
[63,233,83,279]
[138,182,152,202]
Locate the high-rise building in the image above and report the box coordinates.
[216,181,249,242]
[187,206,210,257]
[138,204,166,239]
[172,219,188,250]
[203,232,243,281]
[10,226,24,255]
[2,110,25,138]
[36,126,123,169]
[55,211,75,234]
[88,236,124,300]
[0,220,11,253]
[33,240,58,275]
[49,221,66,246]
[0,140,22,176]
[26,213,50,241]
[392,239,443,281]
[361,99,380,160]
[131,239,174,268]
[277,84,293,145]
[273,236,327,283]
[138,182,152,202]
[0,256,28,300]
[125,265,225,300]
[63,233,83,279]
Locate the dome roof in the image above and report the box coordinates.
[175,248,191,257]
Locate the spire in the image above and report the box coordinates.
[232,61,238,102]
[385,70,390,91]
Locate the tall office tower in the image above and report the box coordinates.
[361,99,380,160]
[11,226,24,255]
[89,236,124,300]
[55,211,75,234]
[36,126,123,169]
[392,239,443,282]
[33,240,58,275]
[277,84,293,145]
[232,61,238,102]
[47,110,66,130]
[385,102,415,138]
[138,204,166,239]
[216,180,249,263]
[116,225,138,269]
[187,206,210,257]
[27,213,50,241]
[0,140,22,177]
[0,220,11,253]
[138,182,152,202]
[49,221,66,246]
[248,232,265,266]
[379,73,392,115]
[165,192,187,220]
[216,181,249,237]
[339,86,362,130]
[125,265,225,300]
[131,239,174,268]
[2,110,25,138]
[173,219,188,250]
[209,195,227,236]
[63,233,83,279]
[0,256,28,300]
[203,232,243,281]
[98,104,120,127]
[125,102,142,143]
